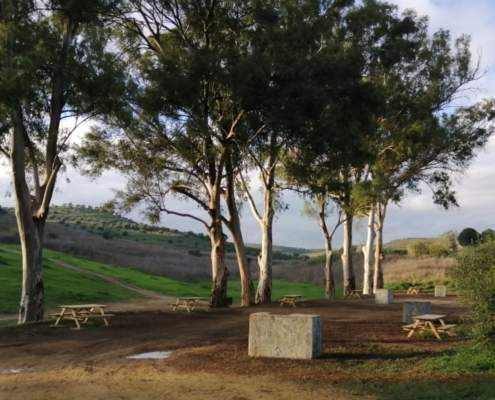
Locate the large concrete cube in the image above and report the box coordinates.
[402,301,432,323]
[248,313,321,359]
[375,289,394,304]
[434,285,447,297]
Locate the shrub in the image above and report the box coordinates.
[481,229,495,243]
[427,242,450,258]
[453,242,495,339]
[188,249,202,257]
[458,228,480,247]
[407,240,430,257]
[101,230,113,240]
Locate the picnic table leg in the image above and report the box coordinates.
[54,307,66,326]
[70,309,81,330]
[427,321,442,340]
[407,320,421,338]
[95,307,110,327]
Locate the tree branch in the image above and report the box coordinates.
[238,170,262,224]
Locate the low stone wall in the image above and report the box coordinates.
[248,313,322,360]
[402,301,432,323]
[375,289,394,304]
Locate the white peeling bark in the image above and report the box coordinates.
[372,202,387,293]
[362,205,376,295]
[341,211,355,296]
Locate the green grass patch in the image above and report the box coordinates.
[385,279,453,291]
[341,380,495,400]
[0,246,142,314]
[0,245,326,313]
[425,342,495,374]
[45,248,326,301]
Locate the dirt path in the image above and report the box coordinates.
[47,258,174,302]
[1,246,174,301]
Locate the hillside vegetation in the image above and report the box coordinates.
[0,204,456,290]
[0,244,325,314]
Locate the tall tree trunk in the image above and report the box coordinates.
[373,202,387,293]
[242,133,278,305]
[224,154,252,306]
[341,211,355,295]
[362,205,376,295]
[318,198,335,299]
[11,115,46,323]
[208,219,228,307]
[256,206,274,304]
[207,177,229,307]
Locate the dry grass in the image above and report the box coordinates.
[383,255,455,282]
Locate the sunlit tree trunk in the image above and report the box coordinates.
[373,201,387,292]
[242,132,278,305]
[11,120,46,323]
[341,211,355,295]
[362,205,376,295]
[224,153,252,306]
[208,184,229,307]
[318,201,335,299]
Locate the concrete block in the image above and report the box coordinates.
[248,313,321,359]
[375,289,394,304]
[435,285,447,297]
[402,301,432,323]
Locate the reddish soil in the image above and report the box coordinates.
[0,297,471,400]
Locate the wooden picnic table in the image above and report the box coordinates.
[345,290,363,299]
[172,297,209,312]
[279,294,303,307]
[51,304,113,330]
[403,313,456,340]
[406,287,420,295]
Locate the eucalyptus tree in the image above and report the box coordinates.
[363,13,495,292]
[0,0,126,323]
[81,0,279,307]
[285,0,424,296]
[238,0,362,304]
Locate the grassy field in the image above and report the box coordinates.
[0,247,141,314]
[0,245,326,314]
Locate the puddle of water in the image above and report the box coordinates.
[126,351,173,360]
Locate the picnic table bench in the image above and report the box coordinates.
[406,287,420,295]
[279,294,303,307]
[345,290,363,299]
[50,304,114,330]
[172,297,210,312]
[403,313,456,340]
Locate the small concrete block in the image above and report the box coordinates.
[434,285,447,297]
[248,313,321,359]
[402,301,432,323]
[375,289,394,304]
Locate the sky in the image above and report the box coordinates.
[1,0,495,249]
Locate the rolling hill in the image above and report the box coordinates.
[0,244,325,315]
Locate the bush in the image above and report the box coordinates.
[101,230,113,240]
[458,228,481,247]
[188,249,202,257]
[453,242,495,339]
[407,240,430,257]
[481,229,495,243]
[428,242,450,258]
